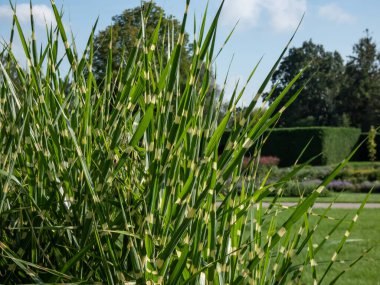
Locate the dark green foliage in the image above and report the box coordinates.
[265,33,380,131]
[92,2,191,88]
[322,128,361,164]
[353,133,380,161]
[264,40,344,127]
[0,52,23,90]
[336,30,380,131]
[261,127,361,166]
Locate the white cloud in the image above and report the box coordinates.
[0,4,56,28]
[221,0,262,28]
[0,4,61,69]
[263,0,306,32]
[221,0,306,32]
[318,3,355,23]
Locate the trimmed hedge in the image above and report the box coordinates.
[260,127,361,166]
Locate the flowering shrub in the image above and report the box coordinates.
[259,155,280,166]
[327,180,355,192]
[242,156,280,172]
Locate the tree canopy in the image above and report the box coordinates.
[92,4,380,131]
[336,30,380,130]
[266,34,380,131]
[265,40,344,127]
[92,2,191,89]
[0,51,23,90]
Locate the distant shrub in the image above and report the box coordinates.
[277,179,329,197]
[337,167,380,183]
[268,163,380,194]
[272,165,334,181]
[259,156,280,167]
[327,180,356,192]
[367,126,377,161]
[242,156,280,172]
[357,181,380,193]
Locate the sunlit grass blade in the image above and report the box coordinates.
[319,190,372,284]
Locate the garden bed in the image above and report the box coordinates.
[257,162,380,197]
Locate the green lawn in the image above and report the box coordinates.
[257,208,380,284]
[263,193,380,203]
[243,207,380,284]
[300,209,380,285]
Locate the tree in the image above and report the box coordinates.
[92,2,191,89]
[265,40,344,127]
[92,2,221,116]
[0,51,23,90]
[336,30,380,130]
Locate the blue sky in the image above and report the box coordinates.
[1,0,380,105]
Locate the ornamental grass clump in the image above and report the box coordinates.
[0,1,370,284]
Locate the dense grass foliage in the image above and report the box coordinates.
[0,1,370,284]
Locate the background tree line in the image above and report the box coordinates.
[3,2,378,132]
[265,29,380,131]
[91,3,379,131]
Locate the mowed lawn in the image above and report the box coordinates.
[278,208,380,284]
